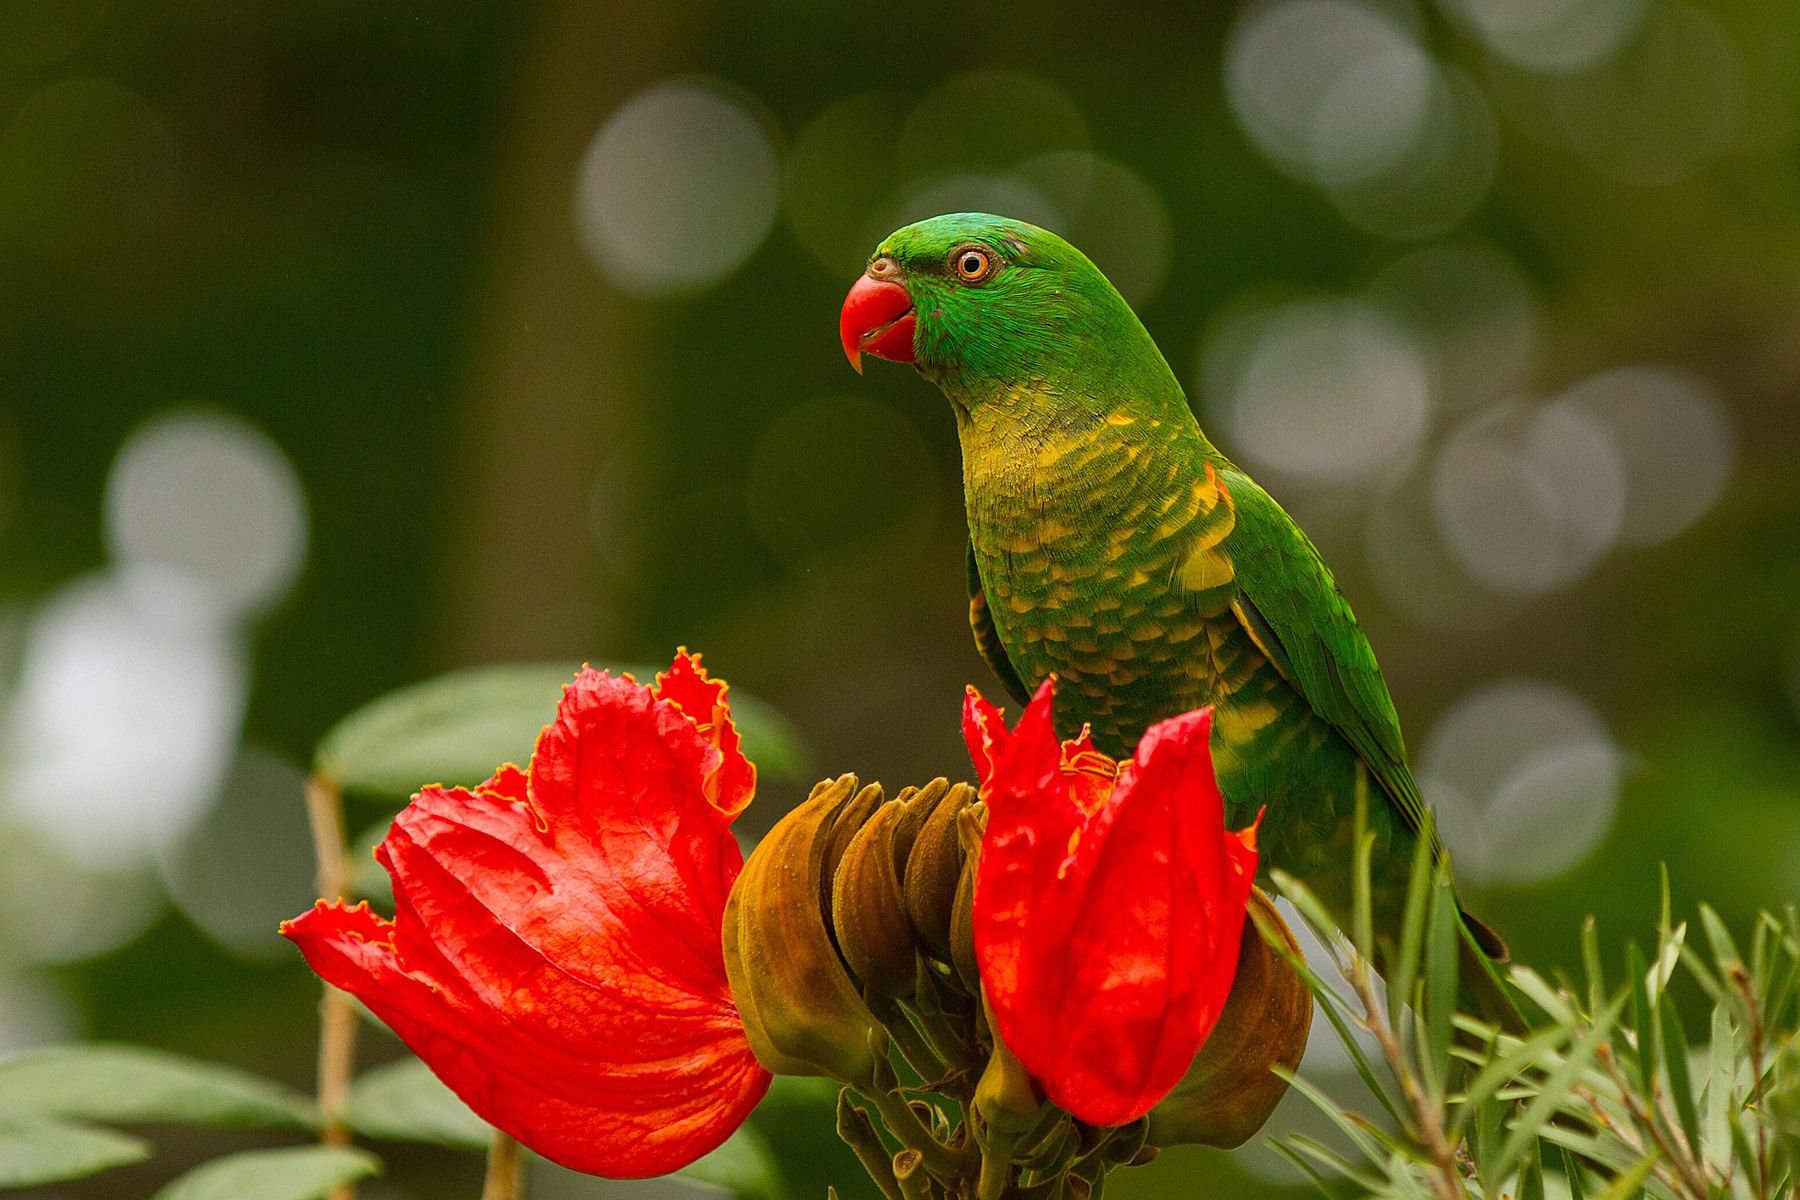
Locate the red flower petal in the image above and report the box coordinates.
[970,682,1258,1128]
[653,649,755,819]
[284,659,770,1178]
[961,684,1015,785]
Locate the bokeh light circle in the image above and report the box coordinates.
[1439,0,1651,74]
[1559,365,1734,548]
[576,80,781,296]
[105,409,308,625]
[1215,298,1432,486]
[1422,678,1621,885]
[1431,399,1625,595]
[165,747,316,959]
[1225,0,1431,186]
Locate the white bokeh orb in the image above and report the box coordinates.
[105,409,307,626]
[1422,678,1622,885]
[576,80,781,296]
[1220,297,1433,486]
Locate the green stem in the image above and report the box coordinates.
[837,1091,905,1200]
[893,1149,933,1200]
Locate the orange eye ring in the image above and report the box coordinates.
[952,246,992,281]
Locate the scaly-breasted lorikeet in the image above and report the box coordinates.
[839,212,1515,1024]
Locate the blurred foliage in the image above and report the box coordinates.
[0,0,1793,1195]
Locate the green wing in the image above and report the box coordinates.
[1217,468,1438,853]
[967,543,1032,707]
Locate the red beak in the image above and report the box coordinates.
[839,274,916,373]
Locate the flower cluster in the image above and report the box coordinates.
[285,652,1310,1192]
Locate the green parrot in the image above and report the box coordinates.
[839,212,1515,1024]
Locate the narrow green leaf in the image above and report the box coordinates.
[1703,1004,1734,1174]
[1254,910,1406,1129]
[1496,994,1625,1180]
[1475,1078,1506,1188]
[315,661,809,797]
[0,1044,316,1132]
[1424,862,1458,1098]
[1389,812,1437,1036]
[1699,904,1743,972]
[1454,1025,1575,1139]
[1625,941,1652,1095]
[0,1114,149,1187]
[1659,986,1701,1160]
[679,1124,786,1200]
[1351,770,1373,967]
[1678,941,1725,1006]
[1582,916,1606,1019]
[1274,1068,1387,1164]
[1519,1137,1545,1200]
[152,1146,380,1200]
[1278,1133,1389,1192]
[1510,967,1577,1027]
[1268,1137,1348,1194]
[343,1057,488,1150]
[1560,1146,1589,1200]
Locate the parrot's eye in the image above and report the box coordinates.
[952,246,993,282]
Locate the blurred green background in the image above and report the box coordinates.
[0,0,1797,1194]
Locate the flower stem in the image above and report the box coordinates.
[838,1090,905,1200]
[483,1130,524,1200]
[305,772,358,1200]
[892,1149,932,1200]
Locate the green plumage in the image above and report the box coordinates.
[866,213,1512,1015]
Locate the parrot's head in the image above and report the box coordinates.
[839,213,1160,406]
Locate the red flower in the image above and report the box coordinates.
[283,652,769,1178]
[964,679,1259,1128]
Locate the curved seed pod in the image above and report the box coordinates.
[904,782,975,958]
[822,782,885,917]
[723,775,880,1083]
[892,779,948,866]
[948,858,980,999]
[1146,887,1310,1149]
[832,797,920,998]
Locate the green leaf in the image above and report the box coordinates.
[1659,986,1701,1159]
[152,1146,380,1200]
[342,1057,488,1151]
[1388,810,1436,1034]
[1560,1146,1589,1200]
[1581,916,1606,1018]
[1496,993,1624,1180]
[679,1124,786,1200]
[1703,1003,1735,1174]
[1423,863,1458,1099]
[1699,904,1742,972]
[315,661,810,797]
[1351,772,1374,968]
[0,1044,315,1132]
[0,1114,149,1187]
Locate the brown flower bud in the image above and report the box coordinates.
[948,804,986,996]
[831,795,920,999]
[723,775,881,1083]
[903,780,975,959]
[1146,887,1310,1149]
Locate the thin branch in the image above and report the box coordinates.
[1345,955,1465,1200]
[305,773,358,1200]
[483,1130,524,1200]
